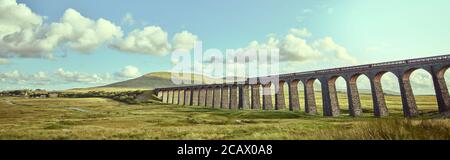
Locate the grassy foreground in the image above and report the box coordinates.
[0,96,449,140]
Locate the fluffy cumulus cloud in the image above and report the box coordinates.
[55,68,112,84]
[172,30,198,51]
[0,70,50,85]
[0,0,123,58]
[0,65,145,88]
[109,26,171,56]
[47,8,123,53]
[313,37,358,64]
[226,32,356,65]
[200,27,359,78]
[111,27,200,55]
[114,65,141,78]
[1,0,202,58]
[0,0,46,57]
[0,70,23,83]
[279,34,322,62]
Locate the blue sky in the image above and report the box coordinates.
[1,0,449,92]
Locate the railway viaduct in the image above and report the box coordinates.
[155,54,450,117]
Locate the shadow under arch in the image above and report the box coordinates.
[268,81,277,110]
[334,76,349,116]
[296,80,305,112]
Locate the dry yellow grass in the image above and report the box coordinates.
[0,93,448,140]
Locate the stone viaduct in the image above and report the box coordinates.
[155,55,450,117]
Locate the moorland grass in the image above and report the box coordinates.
[0,94,449,140]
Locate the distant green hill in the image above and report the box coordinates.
[98,72,221,90]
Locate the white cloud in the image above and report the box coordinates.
[114,65,141,78]
[0,70,22,82]
[0,0,123,58]
[0,66,145,88]
[45,8,123,53]
[232,33,354,64]
[121,13,135,25]
[55,68,111,84]
[1,0,202,58]
[0,0,43,37]
[172,30,198,51]
[289,28,312,37]
[110,26,171,56]
[279,34,322,62]
[0,70,50,85]
[32,71,48,80]
[313,37,358,64]
[0,0,46,57]
[203,28,359,77]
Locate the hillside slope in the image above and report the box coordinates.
[98,72,221,90]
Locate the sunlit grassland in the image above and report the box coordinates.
[0,93,449,140]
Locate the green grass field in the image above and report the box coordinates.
[0,92,449,140]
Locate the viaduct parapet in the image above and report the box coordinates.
[155,54,450,117]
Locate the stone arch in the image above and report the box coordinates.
[192,88,200,106]
[229,84,239,110]
[304,78,319,115]
[296,80,305,111]
[431,64,450,112]
[212,85,222,108]
[437,65,450,94]
[178,88,185,105]
[199,87,207,106]
[173,89,179,104]
[347,73,372,116]
[370,70,399,117]
[168,89,174,104]
[261,81,273,110]
[288,79,301,111]
[220,85,230,109]
[275,80,288,110]
[270,81,277,109]
[238,84,251,110]
[206,86,215,107]
[334,76,349,115]
[403,68,438,115]
[250,83,261,110]
[320,76,341,117]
